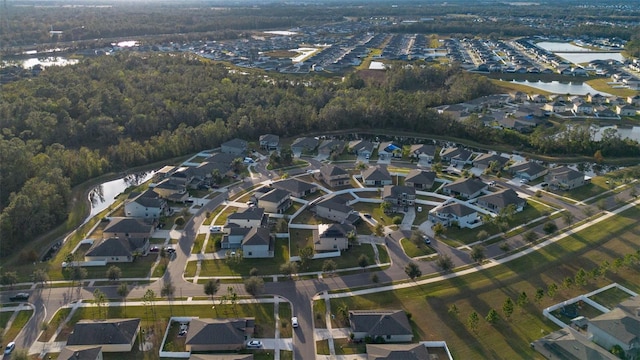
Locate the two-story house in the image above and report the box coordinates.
[315,164,351,188]
[381,185,416,212]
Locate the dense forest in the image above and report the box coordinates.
[2,1,639,49]
[1,52,639,257]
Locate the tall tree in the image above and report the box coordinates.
[404,262,422,280]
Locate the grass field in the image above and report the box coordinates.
[330,205,640,359]
[39,308,72,341]
[586,78,638,98]
[587,286,635,310]
[192,233,206,254]
[195,239,290,277]
[3,310,33,343]
[401,238,437,258]
[278,302,293,338]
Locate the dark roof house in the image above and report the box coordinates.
[185,318,254,352]
[66,319,140,352]
[349,310,413,342]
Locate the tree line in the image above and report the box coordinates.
[0,52,637,257]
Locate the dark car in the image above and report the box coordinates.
[9,293,29,301]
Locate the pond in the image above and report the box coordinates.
[87,172,155,222]
[2,56,79,69]
[508,80,611,96]
[593,125,640,143]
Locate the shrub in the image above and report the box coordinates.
[175,216,185,226]
[543,222,557,234]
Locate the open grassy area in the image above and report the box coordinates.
[289,229,314,256]
[196,239,289,277]
[205,234,222,253]
[334,338,367,355]
[0,311,13,329]
[556,177,610,201]
[316,339,330,355]
[401,238,437,258]
[278,302,292,338]
[330,205,640,359]
[50,255,156,281]
[377,245,390,264]
[192,233,206,254]
[290,209,322,225]
[39,308,72,341]
[588,286,635,310]
[305,243,377,273]
[350,202,404,227]
[586,78,638,98]
[4,310,33,343]
[313,299,327,329]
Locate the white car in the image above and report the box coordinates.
[291,316,299,328]
[417,206,422,212]
[209,225,222,233]
[247,340,262,348]
[4,341,15,355]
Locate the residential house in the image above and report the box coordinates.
[616,104,637,116]
[318,139,346,156]
[545,166,587,190]
[529,94,548,103]
[366,344,430,360]
[404,169,436,190]
[348,140,376,158]
[439,147,473,166]
[152,178,189,202]
[313,223,355,252]
[428,202,479,228]
[408,144,436,163]
[256,188,291,214]
[221,138,248,156]
[476,189,526,213]
[588,93,606,104]
[314,197,360,224]
[472,153,509,171]
[349,310,413,342]
[58,346,103,360]
[66,319,140,352]
[272,178,317,198]
[508,161,548,180]
[607,96,627,106]
[185,318,254,352]
[510,91,528,102]
[226,207,267,229]
[241,227,274,258]
[102,218,155,239]
[628,95,640,106]
[124,190,168,219]
[291,137,319,154]
[532,327,618,360]
[544,101,566,113]
[259,134,279,151]
[573,102,594,114]
[361,166,392,187]
[377,141,403,160]
[382,185,416,211]
[442,177,487,199]
[596,107,619,119]
[169,167,195,185]
[315,164,350,188]
[588,296,640,353]
[84,237,150,263]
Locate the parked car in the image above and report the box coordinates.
[165,247,176,254]
[149,246,160,253]
[4,341,15,355]
[291,316,299,328]
[423,236,432,245]
[417,206,423,212]
[9,293,29,301]
[209,225,222,233]
[247,340,262,348]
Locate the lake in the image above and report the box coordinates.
[593,126,640,143]
[2,57,79,69]
[509,80,611,96]
[87,172,155,222]
[536,42,625,64]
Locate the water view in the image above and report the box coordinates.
[593,125,640,143]
[536,42,591,52]
[87,171,155,221]
[556,52,625,65]
[509,80,611,96]
[2,57,79,69]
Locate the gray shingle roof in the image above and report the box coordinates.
[404,169,436,187]
[589,307,640,346]
[86,237,147,258]
[67,319,140,346]
[185,318,254,346]
[222,138,248,149]
[362,166,391,182]
[291,137,319,150]
[258,188,290,203]
[443,177,487,196]
[508,161,547,177]
[532,327,618,360]
[259,134,279,143]
[242,227,272,247]
[58,346,102,360]
[436,203,476,217]
[472,153,509,167]
[318,223,355,238]
[103,218,154,235]
[272,178,316,195]
[366,343,429,360]
[349,310,412,337]
[382,185,415,199]
[227,207,265,221]
[477,189,524,209]
[315,197,353,214]
[320,164,349,178]
[409,144,436,157]
[547,166,584,181]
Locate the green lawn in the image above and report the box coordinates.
[205,234,222,253]
[316,340,330,355]
[313,299,327,329]
[39,308,72,341]
[283,202,302,216]
[278,302,292,338]
[192,233,206,254]
[413,206,433,226]
[556,177,609,202]
[290,209,322,225]
[329,205,640,359]
[304,243,376,273]
[0,311,12,329]
[377,244,390,264]
[334,338,366,355]
[401,238,436,258]
[4,310,33,343]
[588,286,635,310]
[350,202,404,227]
[289,229,314,256]
[196,239,290,276]
[213,207,240,226]
[50,256,156,281]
